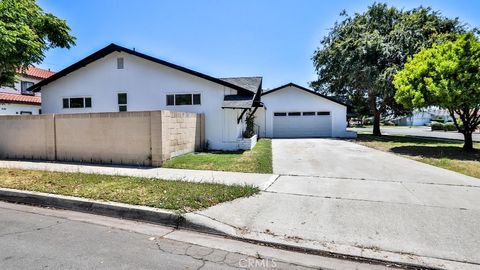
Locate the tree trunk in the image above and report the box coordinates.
[373,112,382,136]
[463,132,474,151]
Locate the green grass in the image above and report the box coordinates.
[355,134,480,179]
[0,169,259,212]
[162,139,273,173]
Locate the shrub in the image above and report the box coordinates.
[444,122,457,131]
[431,122,444,131]
[243,115,255,138]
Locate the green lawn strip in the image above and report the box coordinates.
[162,139,273,174]
[355,134,480,179]
[0,169,259,212]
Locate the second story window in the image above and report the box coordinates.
[21,81,34,95]
[62,97,92,109]
[166,93,201,106]
[118,93,127,111]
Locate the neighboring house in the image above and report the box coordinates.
[256,83,354,138]
[392,108,453,126]
[27,44,353,150]
[0,67,53,115]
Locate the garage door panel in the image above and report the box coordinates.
[273,113,332,138]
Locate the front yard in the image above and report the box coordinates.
[162,139,273,174]
[355,134,480,179]
[0,169,259,212]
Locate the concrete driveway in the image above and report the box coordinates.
[196,139,480,269]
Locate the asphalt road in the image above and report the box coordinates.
[349,126,480,142]
[0,202,394,270]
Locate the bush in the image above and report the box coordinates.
[383,121,396,126]
[431,122,444,131]
[444,122,457,131]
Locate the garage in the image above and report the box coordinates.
[256,83,355,138]
[272,111,332,138]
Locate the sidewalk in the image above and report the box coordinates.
[0,160,278,190]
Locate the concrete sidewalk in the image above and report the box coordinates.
[0,160,278,190]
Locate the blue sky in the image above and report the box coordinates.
[38,0,479,89]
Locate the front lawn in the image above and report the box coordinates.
[0,169,259,212]
[355,134,480,179]
[162,139,273,174]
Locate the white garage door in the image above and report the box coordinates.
[273,111,332,138]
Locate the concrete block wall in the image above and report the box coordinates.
[0,110,204,167]
[0,115,55,160]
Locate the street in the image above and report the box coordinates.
[0,202,395,270]
[349,126,480,142]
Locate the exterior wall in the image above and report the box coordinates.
[0,75,42,96]
[0,103,41,115]
[257,86,348,137]
[40,52,244,150]
[0,115,55,160]
[0,111,204,166]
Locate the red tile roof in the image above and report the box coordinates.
[21,67,55,79]
[0,93,41,105]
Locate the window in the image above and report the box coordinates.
[288,112,301,116]
[117,57,124,69]
[166,95,174,106]
[118,93,127,112]
[166,93,201,106]
[21,81,34,95]
[274,112,287,116]
[20,111,32,115]
[303,112,315,116]
[70,98,84,108]
[193,94,201,105]
[85,98,92,108]
[62,97,92,109]
[175,94,192,105]
[317,111,330,116]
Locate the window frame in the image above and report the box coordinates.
[273,112,287,117]
[288,112,301,116]
[166,93,201,106]
[317,111,331,116]
[62,97,92,109]
[20,81,34,94]
[302,112,316,116]
[117,92,127,112]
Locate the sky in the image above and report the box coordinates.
[37,0,480,89]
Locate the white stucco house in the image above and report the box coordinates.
[0,66,53,115]
[28,44,353,151]
[392,108,453,126]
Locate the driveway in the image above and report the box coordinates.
[196,139,480,269]
[350,126,480,142]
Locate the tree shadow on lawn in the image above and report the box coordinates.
[357,134,460,145]
[390,145,480,161]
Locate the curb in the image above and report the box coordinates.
[0,188,462,270]
[0,188,227,235]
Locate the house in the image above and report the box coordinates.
[27,43,353,151]
[256,83,355,138]
[392,108,453,126]
[0,67,54,115]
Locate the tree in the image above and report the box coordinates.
[0,0,75,87]
[394,33,480,150]
[311,3,464,135]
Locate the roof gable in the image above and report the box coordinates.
[28,44,254,95]
[262,83,348,107]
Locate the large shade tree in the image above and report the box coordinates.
[0,0,75,87]
[311,3,464,135]
[394,33,480,150]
